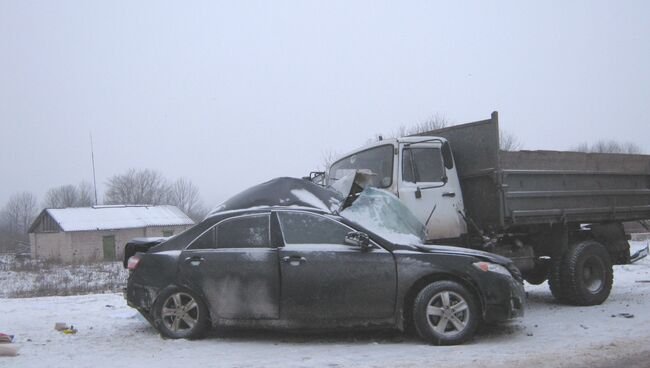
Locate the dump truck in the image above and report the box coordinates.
[324,111,650,306]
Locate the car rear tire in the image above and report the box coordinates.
[153,286,209,339]
[412,281,479,345]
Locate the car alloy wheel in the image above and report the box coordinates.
[161,292,200,333]
[153,286,209,339]
[413,280,479,345]
[425,290,470,336]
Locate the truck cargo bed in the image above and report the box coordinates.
[417,112,650,230]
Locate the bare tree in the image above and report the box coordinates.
[104,169,170,205]
[78,181,95,206]
[572,140,643,154]
[167,178,205,221]
[403,113,449,136]
[44,185,78,208]
[499,130,522,151]
[43,182,96,208]
[373,114,449,141]
[1,192,38,249]
[319,149,341,172]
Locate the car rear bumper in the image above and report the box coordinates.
[125,280,156,311]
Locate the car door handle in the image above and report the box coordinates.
[442,192,456,198]
[184,256,204,266]
[282,256,307,266]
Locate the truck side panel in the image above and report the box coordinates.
[499,151,650,226]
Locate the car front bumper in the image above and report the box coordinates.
[481,275,526,323]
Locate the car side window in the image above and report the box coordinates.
[188,226,216,249]
[277,211,351,245]
[216,214,271,248]
[187,214,271,250]
[402,147,445,183]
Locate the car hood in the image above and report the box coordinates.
[413,244,513,266]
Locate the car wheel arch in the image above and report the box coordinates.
[400,273,485,331]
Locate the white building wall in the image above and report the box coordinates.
[30,232,70,261]
[31,224,193,263]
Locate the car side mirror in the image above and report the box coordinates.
[345,231,370,250]
[441,175,448,184]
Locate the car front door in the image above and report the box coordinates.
[276,210,397,323]
[179,213,280,319]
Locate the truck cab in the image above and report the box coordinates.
[327,137,467,242]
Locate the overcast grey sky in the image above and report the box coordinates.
[1,0,649,208]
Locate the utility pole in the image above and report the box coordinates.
[90,133,98,206]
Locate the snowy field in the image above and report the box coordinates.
[0,255,128,298]
[1,242,649,368]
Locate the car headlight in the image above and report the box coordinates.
[473,261,512,277]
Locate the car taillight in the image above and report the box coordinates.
[127,255,142,270]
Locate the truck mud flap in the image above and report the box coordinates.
[630,245,649,263]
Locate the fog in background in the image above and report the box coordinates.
[1,0,649,208]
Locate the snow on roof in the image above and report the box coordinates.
[37,205,194,232]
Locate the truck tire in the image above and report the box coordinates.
[412,281,480,345]
[548,256,570,303]
[561,240,613,306]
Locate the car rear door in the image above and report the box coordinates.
[276,210,397,322]
[179,213,280,319]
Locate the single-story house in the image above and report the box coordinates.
[28,205,195,262]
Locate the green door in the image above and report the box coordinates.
[102,235,116,261]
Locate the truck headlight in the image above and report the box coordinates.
[473,261,512,277]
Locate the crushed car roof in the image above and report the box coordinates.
[208,177,344,217]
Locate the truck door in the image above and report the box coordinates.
[397,142,467,241]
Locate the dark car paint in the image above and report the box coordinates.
[126,207,525,332]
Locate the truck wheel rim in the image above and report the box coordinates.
[426,291,470,336]
[583,256,605,293]
[161,292,199,332]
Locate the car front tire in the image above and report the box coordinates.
[153,286,209,339]
[412,280,480,345]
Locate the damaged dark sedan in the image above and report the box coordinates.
[124,177,524,345]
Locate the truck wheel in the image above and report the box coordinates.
[153,286,209,339]
[548,257,566,303]
[561,240,613,306]
[412,281,480,345]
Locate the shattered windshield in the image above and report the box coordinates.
[329,145,394,188]
[340,187,426,245]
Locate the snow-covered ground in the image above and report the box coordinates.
[1,242,649,368]
[0,255,127,298]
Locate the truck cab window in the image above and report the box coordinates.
[329,145,394,188]
[402,147,445,183]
